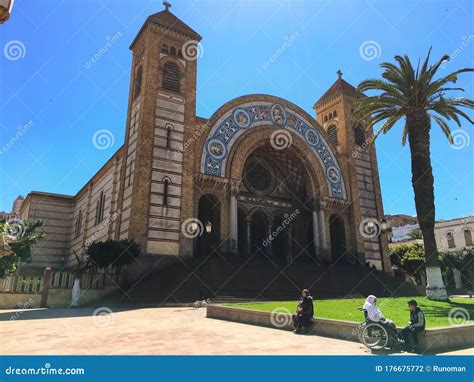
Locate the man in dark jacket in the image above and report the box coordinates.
[400,299,425,353]
[292,289,314,334]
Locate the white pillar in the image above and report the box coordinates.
[230,194,238,254]
[453,269,463,290]
[318,209,327,257]
[312,210,320,257]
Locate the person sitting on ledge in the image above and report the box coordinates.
[400,299,425,353]
[292,289,314,334]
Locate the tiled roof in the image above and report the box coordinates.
[148,10,201,40]
[313,77,359,108]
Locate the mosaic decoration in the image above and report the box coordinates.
[201,101,347,200]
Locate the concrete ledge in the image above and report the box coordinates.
[206,305,474,353]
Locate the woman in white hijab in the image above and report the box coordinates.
[363,295,386,322]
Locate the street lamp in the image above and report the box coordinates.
[380,218,390,233]
[205,221,212,234]
[0,0,14,24]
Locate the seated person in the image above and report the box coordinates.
[292,289,314,334]
[400,299,425,353]
[362,295,395,328]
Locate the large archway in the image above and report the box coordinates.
[234,142,313,261]
[199,96,347,200]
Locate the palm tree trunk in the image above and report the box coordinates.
[407,112,448,300]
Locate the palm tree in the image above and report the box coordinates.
[354,50,473,300]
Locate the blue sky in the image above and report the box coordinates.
[0,0,473,220]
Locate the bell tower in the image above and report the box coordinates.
[313,71,390,272]
[116,3,201,258]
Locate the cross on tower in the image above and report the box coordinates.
[337,69,343,80]
[163,1,172,11]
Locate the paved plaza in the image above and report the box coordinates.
[1,307,472,355]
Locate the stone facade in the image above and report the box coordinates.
[19,8,390,274]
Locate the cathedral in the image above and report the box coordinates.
[19,6,391,282]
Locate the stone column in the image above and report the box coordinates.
[229,193,238,254]
[312,210,320,257]
[287,228,293,263]
[267,223,273,256]
[246,219,251,257]
[318,208,328,258]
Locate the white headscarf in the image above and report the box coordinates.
[363,295,383,322]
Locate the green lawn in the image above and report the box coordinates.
[226,297,474,328]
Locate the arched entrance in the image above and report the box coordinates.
[231,142,315,261]
[197,194,220,257]
[329,214,346,262]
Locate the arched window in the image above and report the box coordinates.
[95,191,106,226]
[327,125,338,147]
[447,232,456,249]
[133,66,143,99]
[170,46,176,56]
[162,62,181,93]
[161,44,169,54]
[74,210,82,239]
[328,112,333,120]
[127,157,134,187]
[333,110,337,118]
[354,124,365,146]
[163,179,170,206]
[324,115,328,123]
[165,124,172,149]
[177,48,183,59]
[464,230,473,246]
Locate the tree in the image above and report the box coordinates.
[408,229,423,240]
[71,239,140,307]
[354,49,473,300]
[0,219,45,278]
[390,243,426,284]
